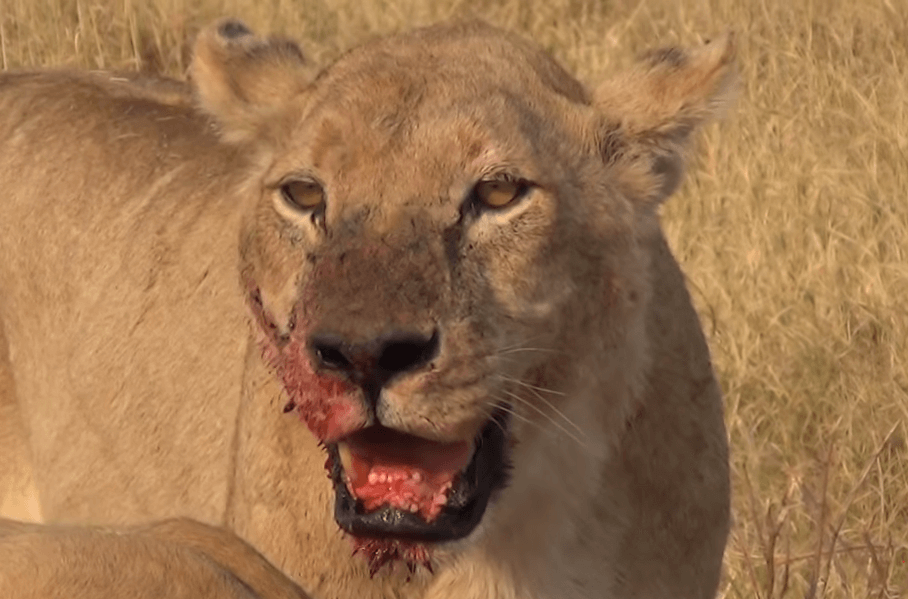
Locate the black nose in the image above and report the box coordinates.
[309,330,440,395]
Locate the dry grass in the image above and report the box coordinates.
[2,0,906,596]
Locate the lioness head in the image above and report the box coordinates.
[191,20,734,573]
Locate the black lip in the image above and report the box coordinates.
[328,408,511,543]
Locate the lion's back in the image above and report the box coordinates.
[0,71,251,526]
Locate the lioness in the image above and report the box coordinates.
[0,19,735,599]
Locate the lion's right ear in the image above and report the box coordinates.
[593,32,737,209]
[191,19,315,145]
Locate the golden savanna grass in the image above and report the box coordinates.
[2,0,905,596]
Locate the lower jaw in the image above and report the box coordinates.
[325,408,512,574]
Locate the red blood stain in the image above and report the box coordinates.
[350,536,434,578]
[276,337,364,443]
[245,281,365,443]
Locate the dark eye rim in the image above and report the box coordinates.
[278,177,327,213]
[468,176,535,213]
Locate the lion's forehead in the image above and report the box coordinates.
[291,86,575,220]
[303,79,558,153]
[294,25,590,170]
[311,21,588,107]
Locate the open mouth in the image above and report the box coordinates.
[326,407,511,545]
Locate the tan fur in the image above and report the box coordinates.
[0,20,735,598]
[0,518,309,598]
[0,319,42,523]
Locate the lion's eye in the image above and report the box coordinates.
[473,179,529,210]
[280,180,325,212]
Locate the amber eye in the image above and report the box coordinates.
[280,179,325,212]
[473,178,530,210]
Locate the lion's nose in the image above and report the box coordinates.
[309,330,440,394]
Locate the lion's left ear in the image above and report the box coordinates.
[191,19,315,145]
[594,32,737,207]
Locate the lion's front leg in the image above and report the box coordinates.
[0,518,310,599]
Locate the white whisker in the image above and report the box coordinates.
[495,375,584,438]
[485,398,536,432]
[499,388,588,449]
[495,347,561,356]
[497,374,566,397]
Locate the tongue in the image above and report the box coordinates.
[341,427,472,522]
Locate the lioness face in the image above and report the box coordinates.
[192,19,734,571]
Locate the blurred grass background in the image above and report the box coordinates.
[2,0,906,596]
